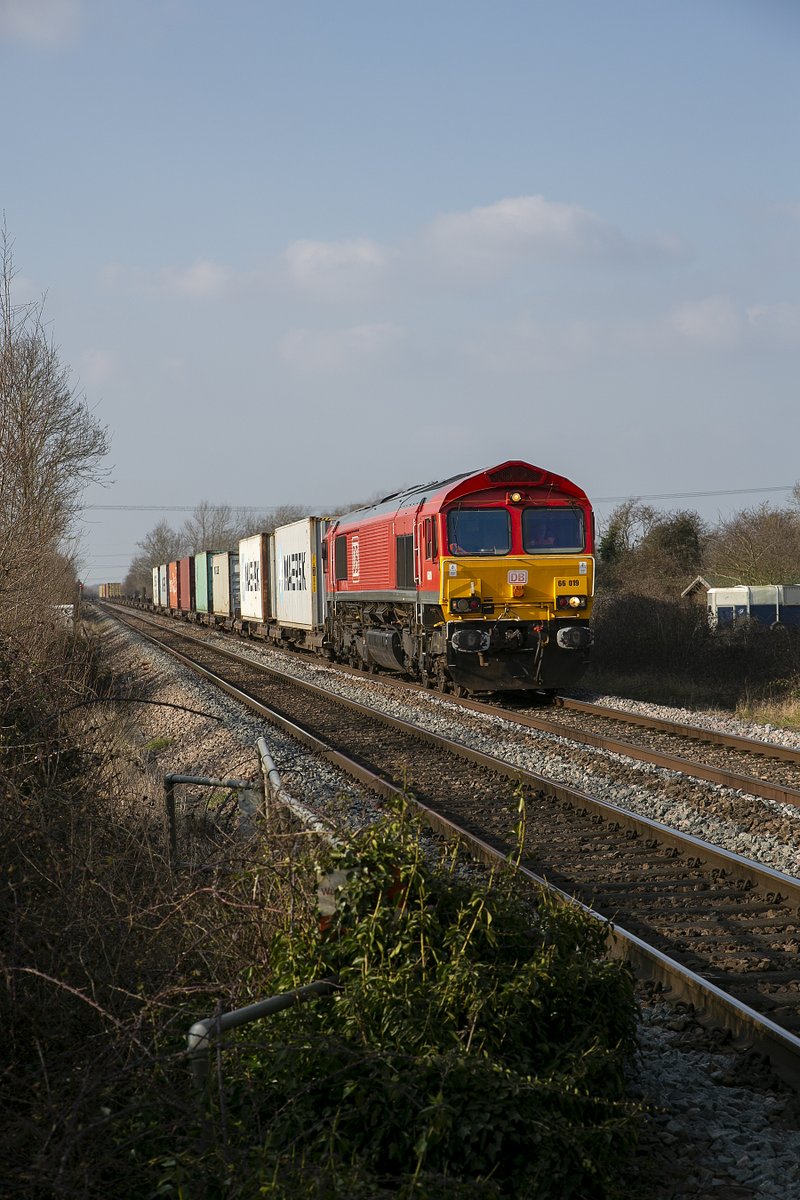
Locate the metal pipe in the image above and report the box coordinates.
[256,736,334,838]
[187,978,339,1088]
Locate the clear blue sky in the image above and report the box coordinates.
[2,0,798,583]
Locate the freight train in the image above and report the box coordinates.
[145,461,595,695]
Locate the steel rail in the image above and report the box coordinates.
[560,696,800,762]
[108,605,800,1090]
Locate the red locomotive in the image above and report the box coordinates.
[324,460,594,694]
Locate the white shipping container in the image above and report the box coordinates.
[211,551,232,616]
[239,533,268,623]
[270,518,328,630]
[152,567,159,604]
[158,564,168,607]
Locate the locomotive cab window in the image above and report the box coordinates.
[523,507,584,553]
[447,509,511,556]
[424,517,439,561]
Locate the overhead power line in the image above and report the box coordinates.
[83,485,796,513]
[593,485,794,503]
[83,504,282,512]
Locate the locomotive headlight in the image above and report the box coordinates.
[450,597,483,613]
[556,595,587,610]
[509,491,523,504]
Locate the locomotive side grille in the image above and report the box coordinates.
[395,534,414,589]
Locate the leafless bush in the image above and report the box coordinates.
[0,625,318,1197]
[0,228,108,649]
[705,502,800,584]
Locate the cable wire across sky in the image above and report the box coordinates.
[82,485,796,513]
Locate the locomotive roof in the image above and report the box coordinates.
[333,461,588,523]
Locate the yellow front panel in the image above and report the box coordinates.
[440,555,595,620]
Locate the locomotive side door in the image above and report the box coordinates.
[413,500,426,588]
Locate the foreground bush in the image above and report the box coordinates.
[184,806,641,1199]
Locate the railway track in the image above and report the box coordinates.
[123,600,800,805]
[105,604,800,1087]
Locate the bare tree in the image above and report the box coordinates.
[244,503,311,536]
[124,520,184,597]
[124,502,315,595]
[597,500,707,594]
[0,228,109,643]
[181,501,239,552]
[705,503,800,584]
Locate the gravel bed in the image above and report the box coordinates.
[188,629,800,880]
[106,611,800,1199]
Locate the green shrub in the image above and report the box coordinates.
[194,803,641,1198]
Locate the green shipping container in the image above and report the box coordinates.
[194,551,218,614]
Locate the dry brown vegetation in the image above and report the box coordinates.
[0,617,316,1197]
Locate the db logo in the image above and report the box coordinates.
[508,570,528,585]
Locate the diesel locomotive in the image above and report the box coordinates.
[324,460,594,693]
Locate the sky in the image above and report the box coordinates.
[1,0,799,584]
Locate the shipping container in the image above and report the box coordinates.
[239,533,269,624]
[168,561,179,609]
[158,564,168,607]
[269,517,328,631]
[152,567,160,605]
[178,556,196,612]
[708,585,800,629]
[194,551,215,614]
[211,551,240,618]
